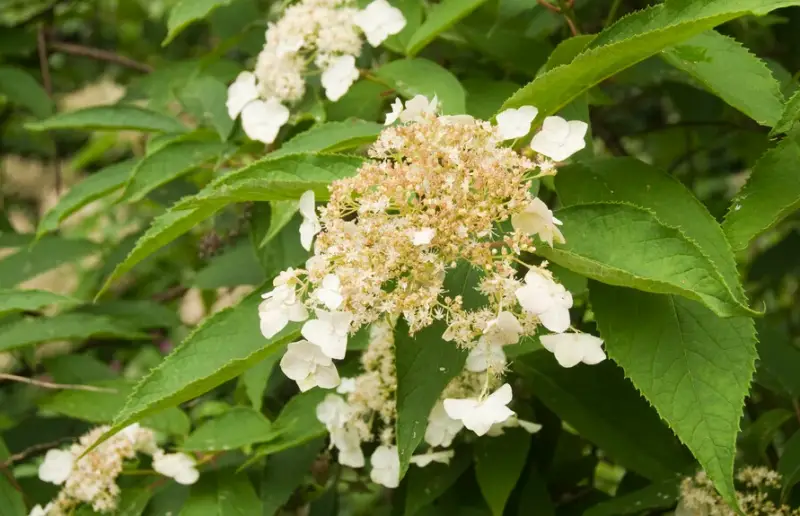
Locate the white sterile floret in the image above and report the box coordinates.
[530,116,588,161]
[330,426,365,468]
[321,54,360,101]
[410,449,455,467]
[425,401,464,448]
[411,227,436,246]
[38,449,74,485]
[486,415,542,436]
[259,284,309,339]
[539,333,606,368]
[280,340,341,391]
[240,98,290,144]
[511,197,565,246]
[515,268,572,333]
[316,394,354,430]
[29,504,52,516]
[384,98,404,125]
[152,451,199,485]
[299,190,322,251]
[301,309,353,360]
[483,311,523,346]
[466,338,506,373]
[314,274,344,310]
[443,383,515,437]
[495,106,539,140]
[226,71,259,119]
[399,94,438,123]
[370,445,401,488]
[337,376,357,394]
[354,0,407,47]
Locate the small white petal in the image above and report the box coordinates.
[495,106,538,140]
[337,377,357,394]
[321,55,360,101]
[384,98,404,125]
[316,394,353,429]
[241,98,289,144]
[530,116,588,161]
[444,384,515,437]
[410,450,454,467]
[370,445,400,488]
[226,71,259,119]
[425,401,464,448]
[38,449,73,485]
[540,333,605,368]
[538,305,571,334]
[411,227,436,246]
[354,0,407,47]
[153,452,199,485]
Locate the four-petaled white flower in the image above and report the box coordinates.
[425,401,464,448]
[466,338,507,373]
[152,451,199,485]
[411,227,436,246]
[530,116,588,161]
[226,71,259,119]
[316,394,354,430]
[354,0,407,47]
[370,445,400,488]
[259,282,309,339]
[337,377,357,394]
[400,95,438,123]
[410,449,455,467]
[483,311,523,346]
[540,333,606,368]
[241,98,290,144]
[302,309,353,360]
[38,449,73,485]
[495,106,539,140]
[281,340,341,391]
[330,426,365,468]
[515,269,572,333]
[511,197,565,246]
[321,55,360,101]
[299,190,322,251]
[486,415,542,436]
[314,274,344,310]
[443,383,515,437]
[29,504,52,516]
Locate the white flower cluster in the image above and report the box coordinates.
[258,96,605,487]
[31,424,198,515]
[227,0,406,143]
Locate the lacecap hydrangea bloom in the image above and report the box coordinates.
[259,95,603,487]
[227,0,406,144]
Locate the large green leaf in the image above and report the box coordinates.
[722,134,800,251]
[661,30,783,127]
[182,407,274,451]
[0,66,53,118]
[181,470,261,515]
[583,478,679,516]
[38,160,137,236]
[514,352,694,481]
[250,389,328,459]
[405,0,489,56]
[179,76,235,140]
[164,0,234,45]
[0,472,25,516]
[539,202,750,317]
[259,438,325,516]
[474,429,531,516]
[374,58,466,115]
[0,313,148,352]
[499,0,800,123]
[771,87,800,136]
[590,283,756,507]
[0,237,99,288]
[404,449,471,516]
[0,289,79,316]
[555,158,747,315]
[26,105,186,133]
[778,431,800,500]
[269,119,384,159]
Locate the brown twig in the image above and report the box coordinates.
[1,438,74,468]
[151,285,189,303]
[536,0,562,13]
[49,41,153,73]
[37,25,61,193]
[0,373,117,393]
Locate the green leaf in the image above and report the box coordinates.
[756,321,800,397]
[115,488,152,516]
[194,241,264,289]
[404,449,471,516]
[555,158,748,316]
[499,0,800,123]
[26,105,186,133]
[0,66,53,118]
[181,470,260,515]
[119,138,232,203]
[590,283,756,507]
[474,429,531,516]
[252,389,328,459]
[463,79,520,120]
[182,407,274,451]
[0,237,99,288]
[240,354,278,412]
[722,135,800,251]
[739,409,793,464]
[326,80,388,122]
[583,478,679,516]
[661,31,783,126]
[771,87,800,135]
[0,289,79,316]
[259,438,325,516]
[270,119,384,159]
[0,313,148,352]
[0,472,25,516]
[374,59,466,115]
[514,352,694,481]
[778,431,800,500]
[405,0,489,56]
[76,300,181,330]
[515,464,555,516]
[38,160,137,236]
[258,201,298,248]
[179,76,235,140]
[395,319,467,475]
[91,290,299,450]
[164,0,234,45]
[539,202,751,318]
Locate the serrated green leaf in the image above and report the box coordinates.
[194,241,264,289]
[240,354,278,412]
[722,135,800,251]
[475,429,531,516]
[269,119,384,160]
[555,158,748,315]
[739,409,793,464]
[590,283,756,507]
[540,202,751,317]
[258,201,298,248]
[181,470,260,515]
[771,87,800,135]
[259,438,325,516]
[404,449,471,516]
[661,31,783,126]
[779,431,800,500]
[499,0,800,124]
[182,407,273,451]
[0,66,53,118]
[45,354,117,384]
[405,0,489,56]
[374,58,466,115]
[0,313,148,352]
[514,352,694,481]
[163,0,234,45]
[583,478,679,516]
[179,75,234,140]
[0,237,99,288]
[0,289,79,316]
[38,160,136,236]
[76,300,181,330]
[26,105,186,133]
